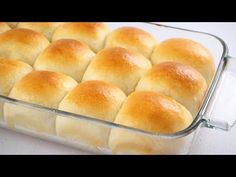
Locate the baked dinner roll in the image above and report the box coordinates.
[34,39,95,82]
[82,47,152,95]
[52,22,109,53]
[7,22,18,28]
[17,22,64,40]
[56,80,126,149]
[151,38,215,85]
[105,27,156,58]
[0,58,33,96]
[4,71,78,134]
[0,58,33,120]
[136,62,207,117]
[109,91,193,154]
[0,29,50,65]
[0,23,11,33]
[0,29,49,65]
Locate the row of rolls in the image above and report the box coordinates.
[0,22,215,154]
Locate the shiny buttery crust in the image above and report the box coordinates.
[52,22,109,53]
[0,58,33,96]
[34,39,95,82]
[82,47,152,95]
[0,28,50,65]
[4,71,78,134]
[56,80,127,148]
[109,91,193,154]
[151,38,215,85]
[8,70,78,107]
[113,91,192,133]
[136,62,207,116]
[105,26,156,58]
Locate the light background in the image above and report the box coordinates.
[0,22,236,154]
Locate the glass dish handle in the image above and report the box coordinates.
[203,56,236,131]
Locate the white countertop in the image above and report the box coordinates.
[0,22,236,154]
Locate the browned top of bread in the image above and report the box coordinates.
[59,80,127,121]
[114,91,193,134]
[52,22,109,52]
[9,71,78,108]
[0,28,48,45]
[152,38,213,64]
[151,38,215,84]
[35,39,94,65]
[139,62,207,96]
[82,47,152,94]
[105,26,156,58]
[92,47,151,74]
[0,58,33,96]
[0,28,50,65]
[0,58,32,75]
[34,39,95,81]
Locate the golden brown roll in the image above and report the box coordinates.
[17,22,64,40]
[0,29,50,66]
[0,23,11,33]
[0,58,33,120]
[0,58,33,96]
[7,22,18,28]
[34,39,95,82]
[82,47,152,95]
[105,26,156,58]
[151,38,215,85]
[56,80,127,149]
[108,91,193,154]
[136,62,207,117]
[52,22,109,53]
[4,71,78,134]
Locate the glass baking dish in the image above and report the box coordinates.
[0,22,235,154]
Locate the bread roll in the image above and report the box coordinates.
[17,22,64,40]
[0,28,50,65]
[82,47,152,95]
[7,22,18,28]
[105,27,156,58]
[52,22,109,53]
[0,58,33,96]
[56,80,126,149]
[4,71,78,134]
[136,62,207,117]
[109,91,193,154]
[34,39,95,82]
[0,23,11,33]
[0,58,33,120]
[151,38,215,85]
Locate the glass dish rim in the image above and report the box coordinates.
[0,22,229,139]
